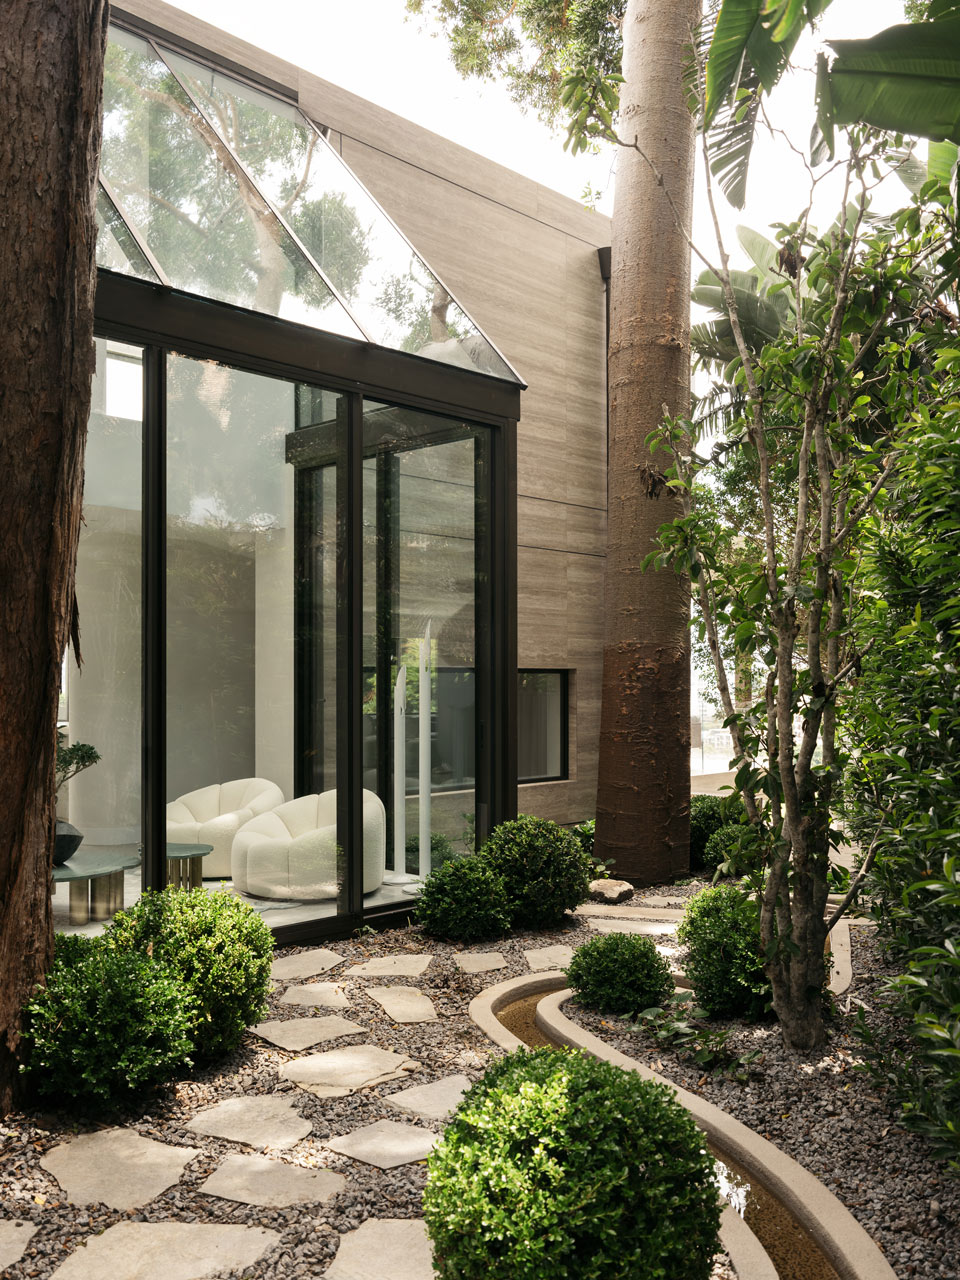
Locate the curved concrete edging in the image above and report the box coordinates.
[468,973,775,1280]
[536,987,896,1280]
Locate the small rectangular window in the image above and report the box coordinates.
[518,670,568,782]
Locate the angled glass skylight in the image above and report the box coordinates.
[96,183,161,281]
[99,27,363,340]
[97,23,520,382]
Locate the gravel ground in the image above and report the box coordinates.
[2,895,951,1279]
[562,913,960,1280]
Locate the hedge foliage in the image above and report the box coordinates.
[482,814,593,930]
[565,932,673,1017]
[423,1047,722,1280]
[677,885,769,1020]
[415,856,512,942]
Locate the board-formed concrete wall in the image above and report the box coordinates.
[116,0,612,828]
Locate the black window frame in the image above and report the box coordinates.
[517,668,569,784]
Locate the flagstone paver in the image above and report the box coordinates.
[523,944,574,972]
[185,1096,311,1150]
[270,948,344,982]
[366,986,437,1023]
[324,1218,433,1280]
[584,916,679,936]
[384,1074,471,1121]
[40,1129,201,1211]
[325,1120,436,1169]
[279,1044,420,1098]
[49,1222,280,1280]
[280,982,351,1010]
[198,1153,346,1207]
[453,951,507,974]
[642,895,688,909]
[252,1016,365,1050]
[0,1220,38,1270]
[345,955,433,978]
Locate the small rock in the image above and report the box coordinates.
[588,878,634,904]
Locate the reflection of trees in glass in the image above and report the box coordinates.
[376,272,468,353]
[101,37,369,316]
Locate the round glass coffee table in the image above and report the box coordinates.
[165,842,215,890]
[53,847,142,926]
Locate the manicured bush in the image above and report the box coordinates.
[565,932,673,1017]
[702,823,743,876]
[423,1047,722,1280]
[405,831,457,875]
[20,938,192,1105]
[108,887,272,1061]
[677,885,770,1020]
[415,856,512,942]
[689,795,724,869]
[481,814,593,929]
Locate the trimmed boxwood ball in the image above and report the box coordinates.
[423,1047,722,1280]
[108,886,273,1061]
[19,937,193,1106]
[415,856,511,942]
[677,884,770,1020]
[565,931,673,1017]
[689,794,724,869]
[481,814,593,929]
[702,823,744,876]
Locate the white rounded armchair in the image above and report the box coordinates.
[165,778,285,879]
[232,789,386,901]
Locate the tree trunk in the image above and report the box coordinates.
[595,0,700,883]
[0,0,107,1115]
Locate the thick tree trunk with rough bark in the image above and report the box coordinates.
[0,0,107,1115]
[595,0,700,883]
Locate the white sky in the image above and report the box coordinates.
[170,0,910,263]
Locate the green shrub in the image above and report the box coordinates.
[677,885,770,1020]
[415,856,512,942]
[565,932,673,1017]
[702,824,743,876]
[689,795,724,869]
[571,818,595,856]
[482,814,593,929]
[423,1047,722,1280]
[108,887,272,1061]
[20,939,192,1105]
[405,831,457,875]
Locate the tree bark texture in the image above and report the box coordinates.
[0,0,107,1114]
[595,0,700,883]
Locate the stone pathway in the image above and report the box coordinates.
[29,929,652,1278]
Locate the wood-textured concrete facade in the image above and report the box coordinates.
[116,0,611,829]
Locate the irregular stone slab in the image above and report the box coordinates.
[326,1120,435,1169]
[279,1044,420,1099]
[453,951,506,974]
[198,1153,346,1207]
[523,944,574,972]
[252,1016,365,1050]
[385,1074,471,1121]
[185,1096,311,1150]
[40,1128,200,1211]
[49,1222,279,1280]
[0,1220,38,1270]
[325,1218,433,1280]
[643,895,688,909]
[271,948,344,981]
[588,878,634,904]
[585,916,678,936]
[366,986,437,1023]
[345,955,432,978]
[280,982,350,1010]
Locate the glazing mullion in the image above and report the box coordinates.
[142,346,167,891]
[99,176,172,287]
[152,39,374,344]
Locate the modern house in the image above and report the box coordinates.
[56,0,610,944]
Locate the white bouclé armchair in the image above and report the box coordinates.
[165,778,285,879]
[231,789,386,900]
